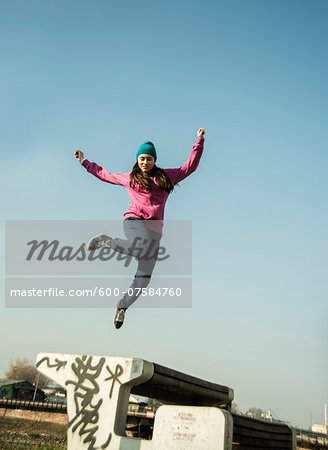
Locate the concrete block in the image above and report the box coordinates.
[152,405,232,449]
[36,352,232,450]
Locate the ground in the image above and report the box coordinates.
[0,417,67,449]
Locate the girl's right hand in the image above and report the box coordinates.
[197,128,205,139]
[74,149,84,163]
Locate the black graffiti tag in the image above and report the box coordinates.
[104,364,123,398]
[36,356,67,371]
[65,355,111,450]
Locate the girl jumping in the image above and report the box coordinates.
[74,128,205,329]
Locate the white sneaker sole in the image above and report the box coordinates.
[86,234,110,251]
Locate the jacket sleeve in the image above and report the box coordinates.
[81,159,127,186]
[163,138,204,184]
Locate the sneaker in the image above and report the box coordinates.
[86,234,111,251]
[114,308,126,329]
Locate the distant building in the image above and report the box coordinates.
[42,381,66,396]
[128,395,149,414]
[0,379,45,401]
[312,424,327,435]
[312,404,328,435]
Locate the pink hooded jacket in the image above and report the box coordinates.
[82,137,204,232]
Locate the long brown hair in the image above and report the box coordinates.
[129,163,175,193]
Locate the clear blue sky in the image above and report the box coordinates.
[1,0,327,429]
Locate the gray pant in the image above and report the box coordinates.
[109,218,162,309]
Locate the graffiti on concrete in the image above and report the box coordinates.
[65,355,124,449]
[104,364,123,398]
[36,356,67,371]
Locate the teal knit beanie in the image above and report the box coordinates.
[136,141,157,162]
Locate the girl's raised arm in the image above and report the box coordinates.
[74,149,127,186]
[164,128,205,185]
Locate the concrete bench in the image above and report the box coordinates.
[35,353,297,450]
[36,353,233,449]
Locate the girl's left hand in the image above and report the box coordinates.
[74,149,84,163]
[197,128,205,139]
